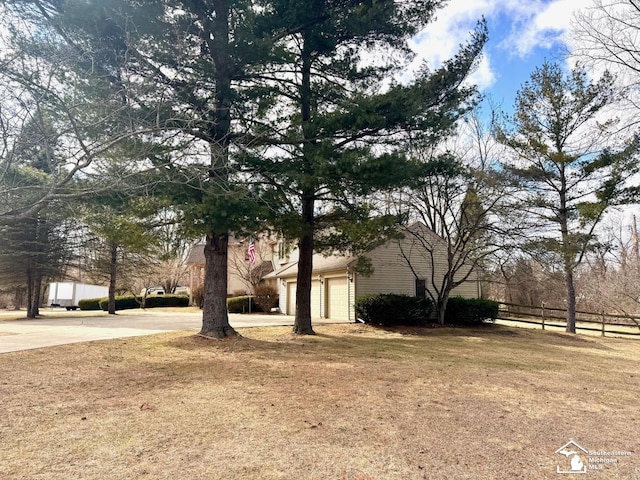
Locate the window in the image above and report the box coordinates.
[415,278,426,297]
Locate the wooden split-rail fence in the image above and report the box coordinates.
[496,302,640,338]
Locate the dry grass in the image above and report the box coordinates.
[1,324,639,480]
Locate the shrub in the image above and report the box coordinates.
[444,297,499,325]
[252,284,279,313]
[192,285,204,309]
[227,295,264,313]
[144,294,189,308]
[99,295,141,311]
[354,294,433,327]
[78,297,105,311]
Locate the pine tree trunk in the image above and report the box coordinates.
[27,272,41,318]
[195,1,238,340]
[293,203,315,334]
[559,178,577,333]
[33,275,42,317]
[565,269,577,333]
[292,38,316,336]
[13,287,23,310]
[108,242,117,315]
[200,233,238,339]
[26,269,33,317]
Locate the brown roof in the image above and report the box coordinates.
[186,244,205,265]
[265,254,356,279]
[252,261,274,281]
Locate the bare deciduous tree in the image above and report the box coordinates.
[227,237,274,296]
[571,0,640,128]
[393,111,518,324]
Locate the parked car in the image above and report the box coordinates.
[140,287,165,296]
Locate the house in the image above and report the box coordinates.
[185,235,276,299]
[265,222,480,321]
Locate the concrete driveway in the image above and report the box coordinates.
[0,310,348,354]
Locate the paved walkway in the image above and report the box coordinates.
[0,310,348,354]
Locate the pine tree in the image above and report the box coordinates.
[243,1,487,333]
[0,107,73,317]
[1,0,277,337]
[496,62,640,333]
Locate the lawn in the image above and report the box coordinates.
[1,323,638,479]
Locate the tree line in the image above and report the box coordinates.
[1,0,639,334]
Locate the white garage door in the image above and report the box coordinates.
[325,277,349,320]
[287,282,297,316]
[311,280,322,318]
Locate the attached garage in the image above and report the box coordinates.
[325,276,349,321]
[311,280,322,318]
[266,222,480,323]
[267,256,355,321]
[286,280,323,318]
[286,282,297,316]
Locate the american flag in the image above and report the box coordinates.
[247,238,256,266]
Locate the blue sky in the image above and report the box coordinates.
[408,0,640,227]
[409,0,585,113]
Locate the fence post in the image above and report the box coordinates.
[602,311,606,337]
[541,302,545,331]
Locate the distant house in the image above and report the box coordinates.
[185,235,276,299]
[187,223,480,317]
[265,222,480,321]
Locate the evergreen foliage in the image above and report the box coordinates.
[227,296,264,314]
[78,297,104,311]
[354,294,433,327]
[88,294,189,311]
[0,104,76,317]
[80,181,162,315]
[143,294,189,309]
[443,297,498,325]
[98,295,140,312]
[495,61,640,333]
[2,1,486,335]
[242,1,487,334]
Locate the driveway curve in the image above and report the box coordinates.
[0,310,348,354]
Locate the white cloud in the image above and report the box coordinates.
[408,0,491,68]
[408,0,586,88]
[405,0,495,89]
[471,53,496,91]
[508,0,584,57]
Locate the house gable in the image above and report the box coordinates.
[355,222,479,300]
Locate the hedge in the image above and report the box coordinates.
[143,294,189,308]
[99,295,141,311]
[78,297,105,311]
[94,294,191,311]
[444,297,499,325]
[354,294,433,327]
[227,296,265,313]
